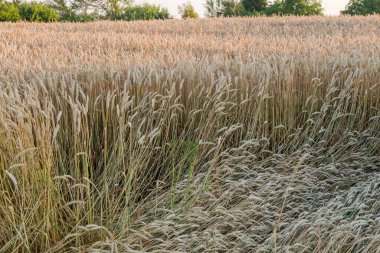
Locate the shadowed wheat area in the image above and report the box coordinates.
[0,16,380,252]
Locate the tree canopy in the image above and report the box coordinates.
[205,0,244,17]
[179,2,199,19]
[241,0,267,12]
[342,0,380,15]
[205,0,323,17]
[282,0,323,16]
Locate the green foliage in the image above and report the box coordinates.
[18,2,59,22]
[205,0,246,17]
[241,0,267,11]
[49,0,99,22]
[49,0,73,19]
[206,0,322,17]
[49,0,128,21]
[223,0,245,16]
[265,0,323,16]
[284,0,323,15]
[61,13,97,22]
[102,0,126,19]
[178,2,199,19]
[342,0,380,15]
[119,4,171,21]
[265,1,286,15]
[0,2,20,22]
[205,0,224,17]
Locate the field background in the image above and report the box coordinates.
[1,16,380,252]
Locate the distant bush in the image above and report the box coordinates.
[0,1,21,22]
[119,4,171,21]
[18,2,59,22]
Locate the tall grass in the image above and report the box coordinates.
[0,16,380,252]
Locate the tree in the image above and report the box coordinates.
[342,0,380,15]
[62,0,100,21]
[178,2,198,19]
[265,0,285,15]
[266,0,322,16]
[0,1,21,21]
[49,0,130,20]
[70,0,95,16]
[222,0,244,16]
[241,0,267,12]
[284,0,323,15]
[49,0,76,19]
[98,0,131,19]
[205,0,225,17]
[205,0,244,17]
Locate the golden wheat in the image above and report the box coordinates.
[0,16,380,252]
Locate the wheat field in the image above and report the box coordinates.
[0,16,380,252]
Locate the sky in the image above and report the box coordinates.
[134,0,350,18]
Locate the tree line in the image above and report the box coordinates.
[0,0,170,22]
[0,0,379,22]
[205,0,380,17]
[205,0,322,17]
